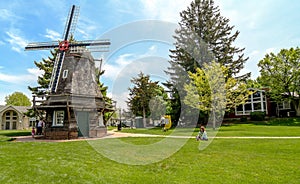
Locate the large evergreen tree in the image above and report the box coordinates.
[28,49,56,95]
[166,0,249,125]
[169,0,248,77]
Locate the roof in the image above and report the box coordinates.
[0,105,31,114]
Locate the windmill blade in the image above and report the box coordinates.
[69,46,110,53]
[69,39,111,47]
[49,51,65,93]
[25,41,59,51]
[62,5,80,41]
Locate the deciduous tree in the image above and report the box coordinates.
[5,92,31,106]
[258,47,300,116]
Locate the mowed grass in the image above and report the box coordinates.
[0,118,300,184]
[0,120,299,184]
[0,138,299,183]
[119,117,300,137]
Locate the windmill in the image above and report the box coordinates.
[25,5,110,94]
[26,5,112,139]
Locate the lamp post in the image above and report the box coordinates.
[118,108,122,131]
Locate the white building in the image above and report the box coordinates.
[0,105,32,130]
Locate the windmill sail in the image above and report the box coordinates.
[49,52,65,93]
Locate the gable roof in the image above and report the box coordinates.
[0,105,31,114]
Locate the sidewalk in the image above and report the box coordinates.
[12,131,300,142]
[12,130,162,142]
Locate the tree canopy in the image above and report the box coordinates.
[127,72,169,126]
[184,61,250,128]
[5,92,31,106]
[165,0,249,125]
[258,47,300,115]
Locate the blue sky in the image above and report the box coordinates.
[1,0,300,108]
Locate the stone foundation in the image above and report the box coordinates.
[89,126,107,138]
[44,127,78,140]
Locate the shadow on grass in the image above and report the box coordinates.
[0,130,31,137]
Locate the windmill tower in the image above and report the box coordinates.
[26,5,112,139]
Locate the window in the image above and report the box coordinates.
[4,110,18,130]
[53,111,64,126]
[62,70,68,79]
[278,101,291,110]
[235,89,267,115]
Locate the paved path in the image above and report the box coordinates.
[12,131,300,142]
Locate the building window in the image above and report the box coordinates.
[278,101,291,110]
[53,111,64,126]
[235,90,267,115]
[3,110,18,130]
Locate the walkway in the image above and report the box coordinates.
[12,130,300,142]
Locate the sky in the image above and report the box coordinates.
[1,0,300,109]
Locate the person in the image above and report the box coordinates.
[31,127,36,138]
[37,119,44,135]
[196,126,208,141]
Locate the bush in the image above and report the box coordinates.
[240,116,247,122]
[250,111,265,121]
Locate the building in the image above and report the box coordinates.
[226,88,296,119]
[0,105,33,130]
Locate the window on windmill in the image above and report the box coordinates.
[53,110,64,126]
[62,70,68,79]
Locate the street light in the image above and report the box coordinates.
[118,108,122,131]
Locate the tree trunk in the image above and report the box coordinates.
[293,100,300,116]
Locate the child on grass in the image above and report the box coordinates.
[196,126,208,141]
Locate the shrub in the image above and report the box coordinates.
[250,111,265,121]
[240,116,247,122]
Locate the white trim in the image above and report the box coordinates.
[62,70,68,79]
[53,110,64,126]
[235,90,267,115]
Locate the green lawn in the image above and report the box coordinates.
[0,138,299,183]
[118,118,300,137]
[0,122,299,183]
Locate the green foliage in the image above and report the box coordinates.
[5,92,31,106]
[28,49,56,95]
[183,61,251,114]
[127,72,170,119]
[240,116,247,122]
[166,0,249,125]
[258,47,300,115]
[250,111,265,121]
[168,0,248,78]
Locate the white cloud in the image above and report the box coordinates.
[76,16,98,39]
[247,50,260,57]
[5,31,28,53]
[140,0,191,22]
[45,29,61,40]
[265,48,276,54]
[0,68,41,84]
[0,9,16,21]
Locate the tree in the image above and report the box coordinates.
[258,47,300,116]
[166,0,249,125]
[5,92,31,106]
[127,72,168,127]
[168,0,248,77]
[184,61,250,129]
